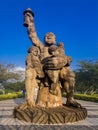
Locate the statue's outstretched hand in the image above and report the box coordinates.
[23,8,34,27]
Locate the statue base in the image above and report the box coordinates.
[13,105,87,124]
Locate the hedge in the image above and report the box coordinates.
[74,93,98,102]
[0,92,98,102]
[0,91,23,101]
[62,93,98,102]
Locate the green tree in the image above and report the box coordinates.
[75,60,98,94]
[0,63,21,83]
[4,81,25,93]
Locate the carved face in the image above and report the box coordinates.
[52,49,60,56]
[44,32,56,45]
[31,48,39,56]
[48,46,59,56]
[28,46,40,56]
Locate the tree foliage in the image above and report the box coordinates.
[4,81,25,93]
[75,60,98,94]
[0,63,21,83]
[0,63,25,93]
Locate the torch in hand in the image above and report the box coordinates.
[23,8,34,27]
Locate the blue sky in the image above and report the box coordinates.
[0,0,97,69]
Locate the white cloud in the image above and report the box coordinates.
[14,66,25,72]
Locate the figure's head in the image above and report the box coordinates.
[48,45,59,56]
[67,56,72,65]
[58,42,65,55]
[28,46,40,56]
[44,32,56,46]
[58,42,64,49]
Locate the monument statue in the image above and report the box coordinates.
[14,8,87,124]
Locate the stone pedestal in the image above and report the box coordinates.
[14,105,87,124]
[13,83,87,124]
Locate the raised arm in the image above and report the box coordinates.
[23,8,44,49]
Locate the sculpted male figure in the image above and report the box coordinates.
[23,8,80,107]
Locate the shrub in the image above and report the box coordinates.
[74,93,98,102]
[0,91,23,101]
[62,93,98,102]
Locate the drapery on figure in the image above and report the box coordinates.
[23,8,81,107]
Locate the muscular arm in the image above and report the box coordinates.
[28,22,43,49]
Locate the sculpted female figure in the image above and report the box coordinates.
[25,46,44,107]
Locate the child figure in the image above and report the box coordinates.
[43,43,67,95]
